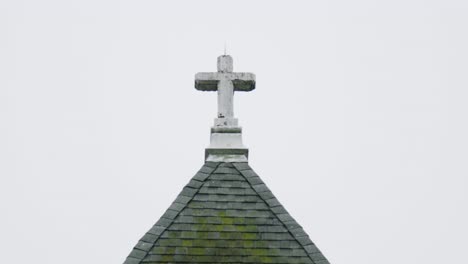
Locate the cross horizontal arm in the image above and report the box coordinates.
[195,72,256,91]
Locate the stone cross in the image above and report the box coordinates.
[195,55,255,126]
[195,55,255,162]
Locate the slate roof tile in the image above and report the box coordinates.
[148,225,165,236]
[173,195,191,205]
[135,241,153,251]
[185,179,204,189]
[123,257,140,264]
[167,202,185,212]
[213,167,238,174]
[208,173,245,181]
[192,172,210,181]
[129,249,147,259]
[204,162,219,168]
[232,162,250,171]
[218,163,235,168]
[124,162,330,264]
[199,166,216,174]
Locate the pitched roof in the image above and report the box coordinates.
[124,162,330,264]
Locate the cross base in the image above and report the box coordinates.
[214,117,238,127]
[205,148,249,163]
[205,118,248,162]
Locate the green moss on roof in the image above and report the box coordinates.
[124,162,330,264]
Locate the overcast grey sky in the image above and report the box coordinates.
[1,1,467,263]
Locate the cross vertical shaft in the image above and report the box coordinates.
[217,55,235,119]
[217,79,234,118]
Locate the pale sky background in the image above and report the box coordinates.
[1,1,467,263]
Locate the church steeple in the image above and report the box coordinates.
[123,55,331,264]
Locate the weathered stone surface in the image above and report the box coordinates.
[196,56,255,162]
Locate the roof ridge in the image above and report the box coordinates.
[123,162,221,264]
[232,163,330,264]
